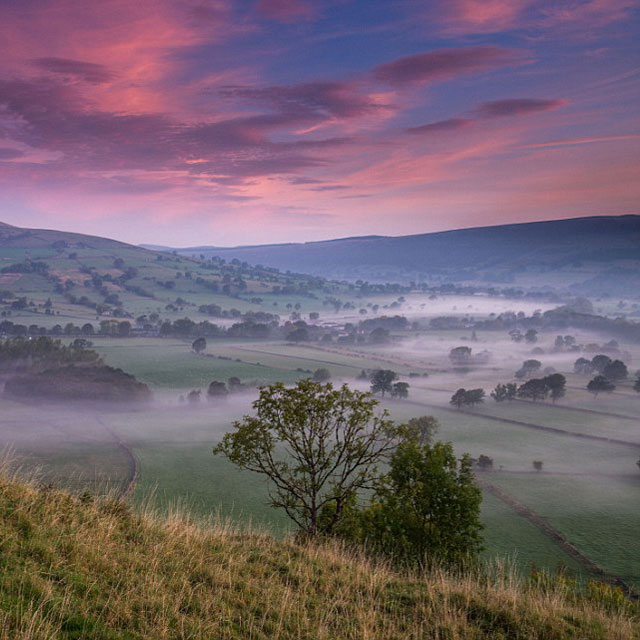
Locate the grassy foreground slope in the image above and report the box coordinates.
[0,475,638,640]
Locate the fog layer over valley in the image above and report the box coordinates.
[2,289,639,591]
[1,222,640,597]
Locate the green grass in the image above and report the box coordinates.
[487,474,640,589]
[480,490,587,578]
[0,473,637,639]
[131,443,291,533]
[93,338,305,390]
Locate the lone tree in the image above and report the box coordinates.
[312,368,331,382]
[450,388,467,409]
[515,359,541,379]
[450,388,484,408]
[192,337,207,354]
[207,380,228,400]
[370,369,397,397]
[390,381,410,399]
[227,376,244,393]
[404,416,439,446]
[213,380,403,537]
[543,373,566,402]
[587,375,616,396]
[464,388,485,407]
[449,346,472,367]
[187,389,201,404]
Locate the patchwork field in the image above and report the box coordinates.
[2,251,640,594]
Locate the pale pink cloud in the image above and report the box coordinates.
[431,0,533,34]
[423,0,637,36]
[539,0,638,30]
[0,0,235,115]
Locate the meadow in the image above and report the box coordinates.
[2,286,639,592]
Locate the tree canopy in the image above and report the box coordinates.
[335,439,483,567]
[213,380,403,537]
[370,369,397,397]
[587,375,616,396]
[192,337,207,354]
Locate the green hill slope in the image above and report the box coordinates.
[0,222,327,331]
[0,474,637,639]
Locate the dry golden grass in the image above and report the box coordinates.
[0,469,637,639]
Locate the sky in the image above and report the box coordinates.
[0,0,639,247]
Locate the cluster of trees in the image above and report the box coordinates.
[214,381,482,567]
[5,364,151,402]
[450,388,485,408]
[369,369,410,399]
[456,373,568,407]
[553,334,578,351]
[490,383,517,403]
[184,376,249,404]
[489,374,567,403]
[0,319,135,338]
[509,328,538,343]
[515,359,543,379]
[574,354,629,397]
[574,354,628,380]
[0,336,101,372]
[517,374,566,402]
[1,260,49,275]
[161,318,275,339]
[448,346,491,369]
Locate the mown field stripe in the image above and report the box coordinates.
[477,476,639,599]
[233,345,364,370]
[393,398,640,449]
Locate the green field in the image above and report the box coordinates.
[93,337,306,391]
[2,233,640,593]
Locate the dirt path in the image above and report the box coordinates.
[477,476,639,599]
[96,419,138,499]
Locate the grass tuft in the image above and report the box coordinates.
[0,470,637,639]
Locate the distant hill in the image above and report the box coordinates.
[146,216,640,293]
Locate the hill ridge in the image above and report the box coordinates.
[139,215,640,291]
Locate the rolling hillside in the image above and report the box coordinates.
[0,222,329,331]
[0,472,637,639]
[147,215,640,292]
